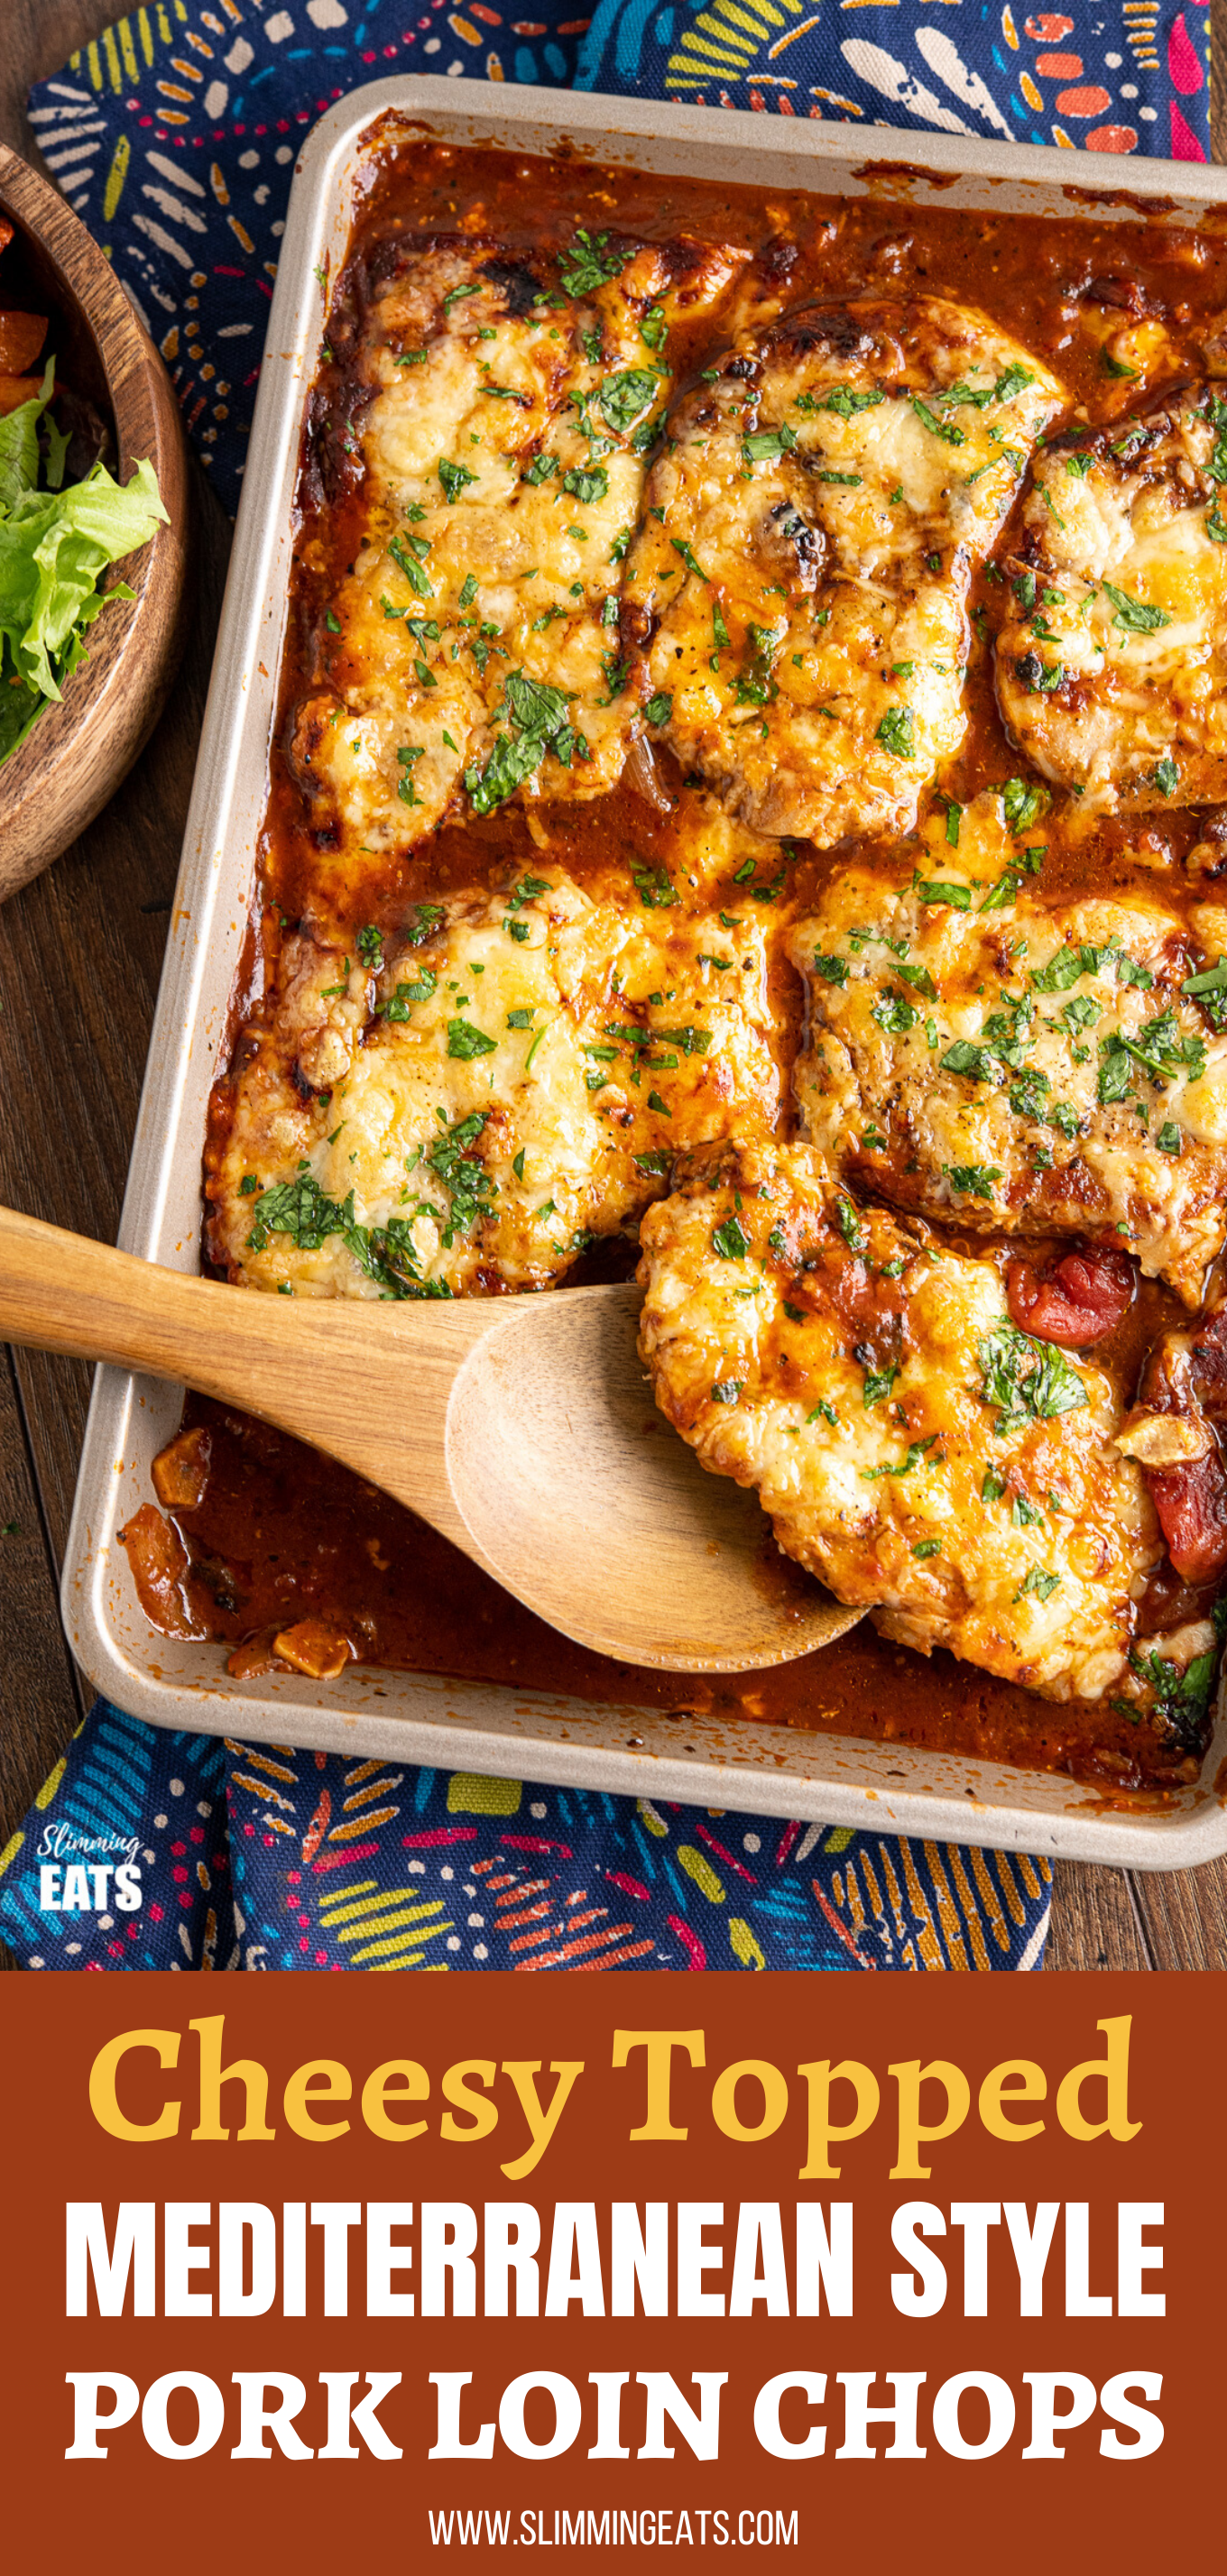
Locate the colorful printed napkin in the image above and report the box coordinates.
[0,1701,1053,1970]
[27,2,1212,518]
[15,2,1190,1975]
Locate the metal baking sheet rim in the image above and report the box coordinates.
[60,74,1227,1873]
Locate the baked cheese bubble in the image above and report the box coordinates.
[995,386,1227,813]
[288,234,745,857]
[789,790,1227,1307]
[208,869,781,1298]
[637,1138,1170,1706]
[623,294,1062,846]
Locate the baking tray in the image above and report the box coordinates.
[61,74,1227,1869]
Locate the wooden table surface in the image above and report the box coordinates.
[3,0,1226,1973]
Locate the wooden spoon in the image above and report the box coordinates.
[0,1207,861,1674]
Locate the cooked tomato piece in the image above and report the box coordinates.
[1006,1245,1134,1347]
[0,311,47,373]
[1145,1451,1227,1584]
[116,1504,208,1640]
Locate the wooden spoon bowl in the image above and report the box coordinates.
[0,143,189,905]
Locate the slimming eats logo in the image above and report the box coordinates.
[37,1824,143,1916]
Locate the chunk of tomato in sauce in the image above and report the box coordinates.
[1006,1244,1134,1348]
[1146,1452,1227,1585]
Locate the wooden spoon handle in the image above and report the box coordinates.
[0,1205,497,1544]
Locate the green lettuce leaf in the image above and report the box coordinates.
[0,453,167,762]
[0,359,54,511]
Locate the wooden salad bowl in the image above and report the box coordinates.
[0,143,189,905]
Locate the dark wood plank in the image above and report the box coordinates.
[1045,1858,1151,1973]
[1130,1855,1227,1971]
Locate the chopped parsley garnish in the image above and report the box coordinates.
[1154,755,1179,797]
[710,1380,743,1405]
[563,463,609,504]
[743,422,798,465]
[558,230,628,297]
[1098,1011,1205,1103]
[1182,958,1227,1033]
[1102,581,1171,636]
[632,864,676,908]
[438,457,478,503]
[670,538,707,583]
[876,706,915,759]
[835,1197,868,1255]
[894,961,938,1000]
[465,671,577,814]
[912,396,965,446]
[1002,777,1046,833]
[381,970,438,1020]
[977,1323,1089,1432]
[643,691,672,726]
[388,533,433,600]
[940,1040,993,1080]
[1017,1565,1061,1603]
[994,363,1036,403]
[861,1358,899,1408]
[873,990,919,1035]
[813,385,884,419]
[640,303,667,352]
[812,952,849,987]
[356,925,384,969]
[944,1163,1001,1200]
[862,1434,938,1483]
[917,879,972,910]
[522,453,558,486]
[600,368,660,436]
[712,1215,751,1260]
[428,1110,494,1246]
[402,901,444,950]
[447,1017,497,1061]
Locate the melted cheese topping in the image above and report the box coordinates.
[638,1140,1162,1701]
[789,793,1227,1305]
[208,870,781,1296]
[995,386,1227,809]
[625,294,1062,844]
[292,238,743,855]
